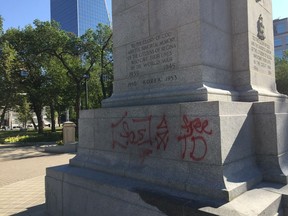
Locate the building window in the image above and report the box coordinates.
[274,38,282,47]
[275,23,286,34]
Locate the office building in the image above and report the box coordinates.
[273,18,288,58]
[50,0,111,36]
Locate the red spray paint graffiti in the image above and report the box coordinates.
[111,112,213,162]
[155,115,169,150]
[111,112,152,148]
[111,113,169,162]
[177,115,212,161]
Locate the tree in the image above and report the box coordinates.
[83,24,113,109]
[0,15,3,36]
[0,31,20,127]
[31,21,109,124]
[1,19,114,131]
[43,57,73,131]
[275,51,288,95]
[53,27,103,122]
[16,96,32,128]
[94,24,113,100]
[3,25,55,133]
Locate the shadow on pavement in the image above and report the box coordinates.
[11,204,47,216]
[3,153,59,161]
[0,145,58,161]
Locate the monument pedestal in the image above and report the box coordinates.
[46,0,288,215]
[45,101,288,215]
[46,165,287,216]
[69,101,263,201]
[46,101,288,215]
[46,164,222,216]
[254,102,288,184]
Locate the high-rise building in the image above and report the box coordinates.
[50,0,111,36]
[273,18,288,58]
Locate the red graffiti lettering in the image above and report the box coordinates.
[111,113,172,163]
[111,112,152,149]
[112,113,212,162]
[155,115,169,150]
[111,112,129,149]
[177,115,212,161]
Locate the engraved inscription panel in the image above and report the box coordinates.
[127,31,178,79]
[250,35,273,75]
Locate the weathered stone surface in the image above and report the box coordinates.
[254,102,288,184]
[46,165,285,216]
[46,0,288,215]
[46,165,223,216]
[71,101,262,201]
[201,187,282,216]
[62,121,76,144]
[103,0,286,108]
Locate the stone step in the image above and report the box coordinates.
[200,188,282,216]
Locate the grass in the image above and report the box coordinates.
[0,128,63,144]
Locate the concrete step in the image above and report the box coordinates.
[200,188,282,216]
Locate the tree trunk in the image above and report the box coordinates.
[100,51,107,99]
[50,102,56,132]
[75,82,81,125]
[74,82,82,138]
[58,111,61,127]
[33,104,44,134]
[31,117,37,131]
[0,105,7,128]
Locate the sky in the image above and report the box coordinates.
[0,0,287,31]
[0,0,112,31]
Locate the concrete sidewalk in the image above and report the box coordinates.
[0,176,45,216]
[0,145,75,216]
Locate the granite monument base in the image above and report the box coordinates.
[46,101,288,215]
[46,165,288,216]
[46,164,220,216]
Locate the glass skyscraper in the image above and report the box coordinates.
[273,18,288,58]
[50,0,111,36]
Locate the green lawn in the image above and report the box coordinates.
[0,128,63,144]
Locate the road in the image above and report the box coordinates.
[0,145,75,216]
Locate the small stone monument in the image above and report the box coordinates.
[62,121,76,144]
[46,1,288,215]
[44,121,77,153]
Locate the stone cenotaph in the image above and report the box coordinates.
[46,0,288,215]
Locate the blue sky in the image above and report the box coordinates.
[0,0,287,31]
[0,0,112,31]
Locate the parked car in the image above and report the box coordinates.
[1,126,9,131]
[12,125,21,130]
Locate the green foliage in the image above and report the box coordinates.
[0,15,3,36]
[56,140,63,145]
[15,96,32,128]
[4,135,29,143]
[275,51,288,95]
[0,30,21,126]
[0,18,114,131]
[0,130,62,144]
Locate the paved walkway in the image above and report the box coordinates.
[0,145,75,216]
